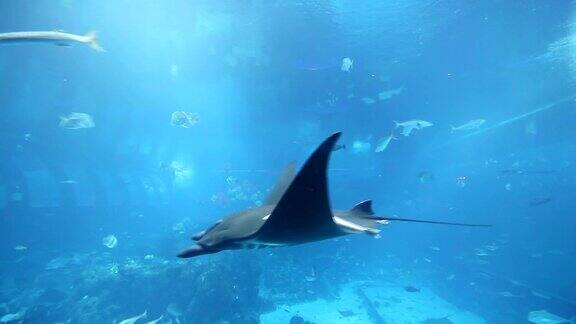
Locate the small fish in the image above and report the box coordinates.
[378,87,403,101]
[531,291,552,300]
[304,266,317,282]
[475,248,490,256]
[170,64,179,77]
[497,291,523,298]
[446,274,455,281]
[0,308,27,323]
[526,120,538,136]
[394,120,433,137]
[59,112,95,130]
[147,314,163,324]
[528,310,574,324]
[361,97,376,105]
[14,245,27,251]
[374,132,397,153]
[529,197,552,206]
[510,279,526,287]
[0,30,103,51]
[450,119,486,132]
[456,175,468,188]
[484,244,499,251]
[499,169,556,176]
[119,310,147,324]
[338,310,357,317]
[404,286,420,293]
[59,180,78,184]
[418,171,434,183]
[430,246,440,251]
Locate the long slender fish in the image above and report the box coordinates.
[0,30,104,51]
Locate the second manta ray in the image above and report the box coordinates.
[178,132,490,258]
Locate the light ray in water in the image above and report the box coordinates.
[463,95,576,138]
[431,95,576,151]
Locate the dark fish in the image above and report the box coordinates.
[529,197,552,206]
[418,171,434,183]
[290,315,314,324]
[338,310,357,317]
[404,286,420,293]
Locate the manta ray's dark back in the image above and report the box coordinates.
[256,132,342,244]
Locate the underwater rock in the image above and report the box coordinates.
[422,317,453,324]
[290,315,315,324]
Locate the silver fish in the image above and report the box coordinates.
[0,30,103,51]
[119,310,147,324]
[374,132,397,153]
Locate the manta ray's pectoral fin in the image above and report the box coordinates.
[264,161,296,205]
[257,132,342,243]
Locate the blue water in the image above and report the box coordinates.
[1,1,575,323]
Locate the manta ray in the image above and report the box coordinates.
[178,132,490,258]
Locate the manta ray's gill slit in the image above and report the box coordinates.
[462,95,576,139]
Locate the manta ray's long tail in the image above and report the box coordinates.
[371,216,492,227]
